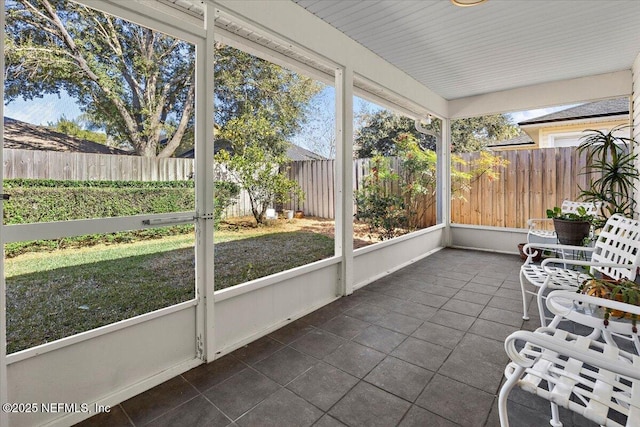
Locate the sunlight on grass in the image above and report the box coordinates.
[5,221,337,353]
[5,234,195,277]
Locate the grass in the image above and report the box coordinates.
[5,222,335,353]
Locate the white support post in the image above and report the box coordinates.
[194,2,217,362]
[632,53,640,219]
[335,67,354,296]
[0,0,8,424]
[440,118,452,245]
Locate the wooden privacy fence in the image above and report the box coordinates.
[452,146,591,229]
[3,147,593,229]
[3,148,194,181]
[283,146,592,230]
[282,157,437,227]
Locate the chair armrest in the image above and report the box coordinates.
[523,242,594,254]
[541,257,632,274]
[504,329,640,380]
[547,289,640,318]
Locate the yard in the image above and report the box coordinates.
[5,216,377,354]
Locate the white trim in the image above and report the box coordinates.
[212,3,338,85]
[212,295,341,359]
[6,299,197,364]
[214,28,335,86]
[2,211,195,243]
[40,356,202,427]
[86,0,206,41]
[353,224,446,256]
[353,74,438,121]
[0,1,7,425]
[214,256,341,302]
[335,67,354,296]
[449,70,632,119]
[215,0,447,117]
[353,246,444,291]
[196,1,216,362]
[450,223,528,234]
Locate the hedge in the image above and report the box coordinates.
[3,179,238,257]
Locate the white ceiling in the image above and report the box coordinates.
[291,0,640,101]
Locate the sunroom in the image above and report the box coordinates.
[1,0,640,426]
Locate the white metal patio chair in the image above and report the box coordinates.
[520,214,640,342]
[499,290,640,427]
[526,200,602,246]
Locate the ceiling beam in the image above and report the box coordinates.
[448,70,631,119]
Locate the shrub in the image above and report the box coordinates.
[214,181,240,228]
[354,155,407,240]
[4,179,203,257]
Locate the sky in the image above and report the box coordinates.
[4,88,575,156]
[4,91,82,125]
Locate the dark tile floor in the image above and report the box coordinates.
[76,248,601,427]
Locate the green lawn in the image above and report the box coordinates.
[5,228,335,354]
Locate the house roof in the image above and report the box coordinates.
[177,142,327,161]
[489,132,534,149]
[285,143,327,161]
[518,97,629,126]
[3,117,131,155]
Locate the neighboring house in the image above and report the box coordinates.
[3,117,131,155]
[490,97,629,151]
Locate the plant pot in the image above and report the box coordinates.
[283,209,294,220]
[518,243,543,262]
[553,218,590,246]
[294,210,304,219]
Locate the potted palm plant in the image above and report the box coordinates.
[577,125,639,222]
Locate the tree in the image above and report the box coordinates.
[215,44,322,157]
[48,115,108,145]
[354,110,519,156]
[451,115,520,153]
[355,110,438,158]
[215,146,304,225]
[5,0,196,157]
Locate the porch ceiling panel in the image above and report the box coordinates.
[292,0,640,101]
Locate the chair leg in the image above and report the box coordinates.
[549,401,563,427]
[520,270,530,320]
[537,284,548,327]
[498,367,522,427]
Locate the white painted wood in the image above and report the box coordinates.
[213,262,340,356]
[6,300,196,364]
[335,67,354,296]
[3,212,196,243]
[450,224,528,255]
[95,0,205,40]
[294,0,640,101]
[0,1,8,425]
[353,226,445,290]
[6,307,196,427]
[440,118,451,241]
[194,1,217,363]
[215,0,447,117]
[449,71,632,119]
[632,53,640,219]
